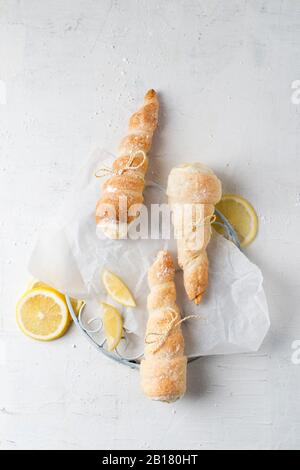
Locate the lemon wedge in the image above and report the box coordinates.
[27,279,49,290]
[102,270,136,307]
[101,302,123,351]
[16,288,71,341]
[27,279,84,316]
[215,194,258,248]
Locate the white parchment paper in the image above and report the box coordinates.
[29,149,270,358]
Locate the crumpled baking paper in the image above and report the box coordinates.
[29,149,270,358]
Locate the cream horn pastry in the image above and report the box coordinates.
[167,163,222,304]
[96,89,159,239]
[140,251,187,402]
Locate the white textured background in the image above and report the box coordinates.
[1,0,300,450]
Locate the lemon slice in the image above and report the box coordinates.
[102,270,136,307]
[101,303,123,351]
[16,288,71,341]
[27,279,84,316]
[215,194,258,247]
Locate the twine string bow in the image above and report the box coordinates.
[183,213,217,247]
[192,213,217,232]
[145,308,205,353]
[95,150,147,178]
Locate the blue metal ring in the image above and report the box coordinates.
[65,295,139,369]
[214,208,241,249]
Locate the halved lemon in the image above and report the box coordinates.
[16,288,71,341]
[101,302,123,351]
[102,270,136,307]
[27,278,84,316]
[215,194,258,248]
